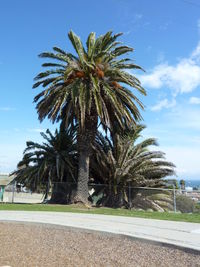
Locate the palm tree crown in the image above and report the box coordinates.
[33,30,146,132]
[91,125,175,206]
[14,127,77,194]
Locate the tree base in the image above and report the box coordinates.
[73,195,92,209]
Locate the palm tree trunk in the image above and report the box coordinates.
[75,148,90,203]
[74,110,98,204]
[43,169,51,203]
[43,176,51,203]
[49,183,67,204]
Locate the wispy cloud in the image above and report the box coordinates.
[124,13,148,35]
[138,42,200,96]
[124,13,144,34]
[162,146,200,179]
[0,143,24,173]
[165,106,200,131]
[189,97,200,104]
[159,21,172,31]
[124,30,131,35]
[157,51,165,63]
[27,128,46,133]
[0,107,15,111]
[14,128,20,132]
[144,105,200,179]
[150,98,176,111]
[134,13,143,20]
[198,19,200,34]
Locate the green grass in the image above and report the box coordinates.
[0,203,200,223]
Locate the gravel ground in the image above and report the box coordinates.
[0,222,199,267]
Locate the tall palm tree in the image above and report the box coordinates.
[33,30,146,204]
[14,126,77,203]
[91,125,175,207]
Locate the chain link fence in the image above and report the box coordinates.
[1,182,200,213]
[2,182,44,203]
[88,184,200,213]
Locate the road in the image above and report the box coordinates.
[0,211,200,251]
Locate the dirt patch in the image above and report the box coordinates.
[0,222,199,267]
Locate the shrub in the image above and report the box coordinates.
[176,195,195,213]
[194,203,200,213]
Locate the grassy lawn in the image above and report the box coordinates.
[0,203,200,223]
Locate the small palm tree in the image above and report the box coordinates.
[91,125,175,207]
[180,179,185,190]
[33,30,146,203]
[14,126,77,203]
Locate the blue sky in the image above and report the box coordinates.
[0,0,200,180]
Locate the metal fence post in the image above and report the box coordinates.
[12,181,16,203]
[173,185,176,213]
[128,183,131,210]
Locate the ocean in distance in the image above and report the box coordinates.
[184,180,200,188]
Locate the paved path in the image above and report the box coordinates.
[0,211,200,251]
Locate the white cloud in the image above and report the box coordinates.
[150,98,176,111]
[189,97,200,104]
[139,42,200,95]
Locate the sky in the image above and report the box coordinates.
[0,0,200,180]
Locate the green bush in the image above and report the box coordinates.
[176,195,195,213]
[194,203,200,213]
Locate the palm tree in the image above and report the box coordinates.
[14,126,77,203]
[33,30,146,204]
[180,179,185,190]
[90,125,175,207]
